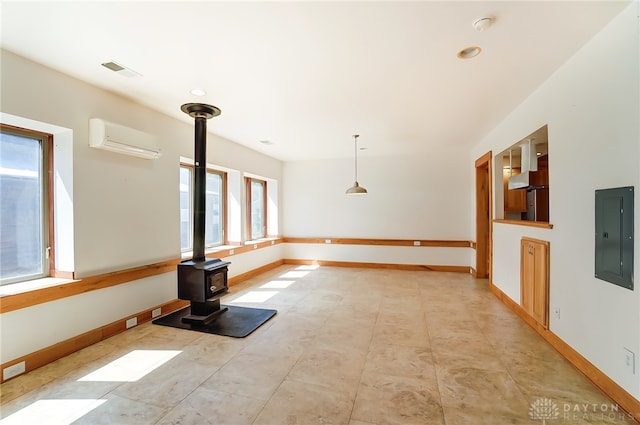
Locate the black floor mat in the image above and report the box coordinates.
[152,305,277,338]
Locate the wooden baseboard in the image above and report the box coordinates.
[0,258,469,384]
[283,258,471,274]
[0,298,189,383]
[489,282,640,422]
[0,260,287,383]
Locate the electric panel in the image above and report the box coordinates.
[595,186,634,290]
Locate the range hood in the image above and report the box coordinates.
[508,140,538,190]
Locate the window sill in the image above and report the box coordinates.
[0,276,76,297]
[244,237,279,245]
[181,244,241,260]
[493,219,554,229]
[181,238,282,260]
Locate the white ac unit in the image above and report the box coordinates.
[89,118,162,159]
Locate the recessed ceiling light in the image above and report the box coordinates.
[457,46,482,59]
[190,88,207,96]
[259,140,274,145]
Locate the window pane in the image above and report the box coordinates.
[250,180,265,240]
[0,132,44,283]
[179,167,191,251]
[205,172,223,246]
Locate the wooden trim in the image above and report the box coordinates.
[207,238,282,259]
[245,177,268,240]
[0,259,181,314]
[475,150,493,168]
[51,270,75,279]
[46,133,55,276]
[494,219,554,229]
[283,259,472,274]
[1,239,283,314]
[0,298,189,383]
[283,237,473,248]
[228,259,284,286]
[0,125,56,282]
[489,282,640,422]
[0,258,282,383]
[475,150,493,279]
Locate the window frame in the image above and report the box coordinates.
[0,124,54,285]
[245,177,267,241]
[179,163,228,253]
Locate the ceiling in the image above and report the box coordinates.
[0,1,629,161]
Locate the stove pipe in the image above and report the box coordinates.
[181,103,221,262]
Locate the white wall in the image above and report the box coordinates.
[471,2,639,398]
[0,50,282,363]
[282,150,473,267]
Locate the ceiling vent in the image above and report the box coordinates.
[101,61,142,78]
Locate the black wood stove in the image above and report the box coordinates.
[178,103,230,325]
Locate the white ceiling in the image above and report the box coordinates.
[0,1,629,161]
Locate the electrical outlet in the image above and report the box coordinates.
[152,308,162,318]
[253,244,258,249]
[553,308,561,319]
[3,361,26,380]
[126,317,137,329]
[229,249,234,255]
[624,348,635,374]
[325,239,332,244]
[413,241,420,246]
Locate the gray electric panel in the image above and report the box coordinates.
[595,186,634,290]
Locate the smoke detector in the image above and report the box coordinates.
[473,17,494,32]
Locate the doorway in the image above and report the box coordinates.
[475,151,492,279]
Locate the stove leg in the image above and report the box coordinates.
[182,299,229,325]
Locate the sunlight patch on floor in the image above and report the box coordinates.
[260,280,295,289]
[0,399,107,425]
[78,350,181,382]
[279,270,310,279]
[230,290,278,303]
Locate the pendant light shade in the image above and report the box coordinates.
[346,134,368,195]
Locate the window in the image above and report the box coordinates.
[0,125,53,285]
[180,164,226,252]
[246,177,267,240]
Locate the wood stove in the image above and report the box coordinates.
[177,103,230,325]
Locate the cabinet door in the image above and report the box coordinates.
[504,169,527,212]
[521,238,550,328]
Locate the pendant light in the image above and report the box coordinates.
[345,134,368,195]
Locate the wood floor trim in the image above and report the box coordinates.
[489,282,640,422]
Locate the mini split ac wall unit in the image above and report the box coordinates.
[89,118,162,159]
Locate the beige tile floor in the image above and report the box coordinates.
[0,265,636,424]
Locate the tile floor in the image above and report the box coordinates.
[0,265,636,424]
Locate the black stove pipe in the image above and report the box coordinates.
[181,103,221,262]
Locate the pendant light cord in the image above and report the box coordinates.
[353,134,359,182]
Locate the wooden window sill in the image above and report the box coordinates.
[493,219,554,229]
